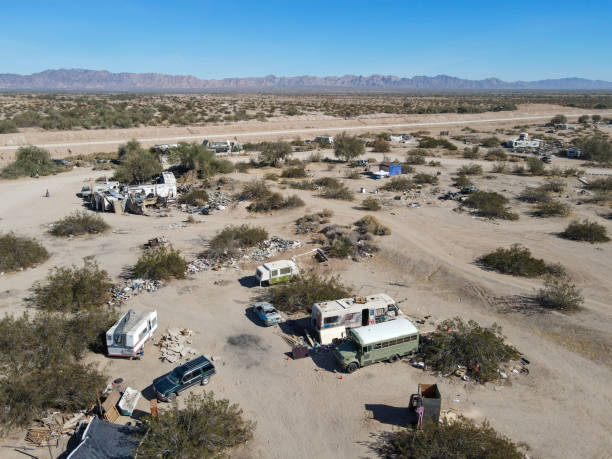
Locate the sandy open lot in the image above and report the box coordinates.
[0,133,611,458]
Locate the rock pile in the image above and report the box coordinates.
[157,328,198,363]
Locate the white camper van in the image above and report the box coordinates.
[106,309,158,358]
[255,260,299,286]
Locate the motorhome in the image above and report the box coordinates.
[106,309,158,358]
[255,260,299,285]
[333,317,419,373]
[311,294,401,344]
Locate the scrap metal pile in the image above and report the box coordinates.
[109,279,163,306]
[26,412,86,447]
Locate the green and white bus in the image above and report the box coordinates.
[333,317,419,373]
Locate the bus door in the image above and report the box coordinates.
[362,309,369,326]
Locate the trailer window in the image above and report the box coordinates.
[374,343,382,349]
[324,316,339,324]
[375,308,385,317]
[138,328,148,342]
[280,267,291,275]
[271,270,279,277]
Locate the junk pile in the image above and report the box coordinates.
[181,191,234,215]
[109,279,163,306]
[144,236,168,249]
[157,328,198,363]
[26,412,86,447]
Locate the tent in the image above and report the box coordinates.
[66,417,142,459]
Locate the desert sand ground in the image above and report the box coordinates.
[0,126,611,458]
[1,104,611,164]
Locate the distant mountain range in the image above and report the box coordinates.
[1,69,611,91]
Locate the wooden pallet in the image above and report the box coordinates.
[102,390,121,423]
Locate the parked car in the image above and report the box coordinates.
[252,301,282,326]
[153,355,215,402]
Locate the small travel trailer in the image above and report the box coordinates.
[255,260,299,286]
[106,309,157,358]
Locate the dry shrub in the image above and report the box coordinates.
[248,193,305,212]
[133,246,187,280]
[0,233,49,272]
[533,200,571,217]
[361,196,381,211]
[178,189,209,205]
[354,215,391,235]
[560,219,609,243]
[50,211,109,237]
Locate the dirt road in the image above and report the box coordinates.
[1,104,610,164]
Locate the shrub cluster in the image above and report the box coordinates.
[0,146,62,178]
[178,189,209,206]
[413,173,439,185]
[361,196,381,211]
[248,193,305,212]
[0,233,49,272]
[354,215,391,235]
[267,271,352,313]
[478,244,562,277]
[281,166,307,178]
[405,150,426,165]
[379,417,528,459]
[133,246,187,280]
[238,179,271,200]
[464,191,518,220]
[139,392,255,458]
[533,199,571,217]
[319,181,354,200]
[173,142,234,178]
[334,133,365,161]
[484,148,508,161]
[0,309,116,430]
[295,210,333,234]
[560,219,609,243]
[420,318,520,383]
[33,261,113,312]
[50,211,110,237]
[381,176,414,191]
[457,163,483,176]
[113,148,162,184]
[418,137,457,150]
[207,225,268,260]
[536,275,584,311]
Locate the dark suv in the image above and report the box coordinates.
[153,355,216,402]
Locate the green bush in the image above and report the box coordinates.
[413,173,438,185]
[491,161,508,173]
[33,261,113,312]
[178,189,209,206]
[50,211,109,237]
[536,275,584,311]
[518,186,551,203]
[575,136,612,164]
[372,138,391,153]
[281,166,307,178]
[533,199,571,217]
[480,136,502,147]
[540,177,566,193]
[361,196,381,211]
[354,215,390,235]
[234,161,252,173]
[289,179,317,190]
[207,225,268,260]
[379,417,528,459]
[320,183,354,201]
[457,163,483,175]
[314,177,342,188]
[248,193,305,212]
[560,219,609,243]
[0,119,18,134]
[420,318,520,383]
[133,246,187,280]
[463,146,481,159]
[267,271,352,313]
[334,132,365,161]
[1,146,61,178]
[526,157,546,176]
[484,148,508,161]
[139,392,255,458]
[464,191,518,220]
[295,210,333,234]
[405,150,426,165]
[479,244,551,277]
[238,179,271,200]
[585,177,612,191]
[382,177,414,191]
[0,233,49,272]
[454,175,473,188]
[549,114,567,125]
[258,141,293,166]
[113,149,162,184]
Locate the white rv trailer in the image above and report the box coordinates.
[106,309,158,358]
[311,294,401,344]
[255,260,300,285]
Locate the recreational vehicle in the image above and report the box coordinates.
[311,294,401,344]
[255,260,299,285]
[106,309,158,358]
[333,317,419,373]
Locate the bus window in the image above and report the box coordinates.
[324,316,339,324]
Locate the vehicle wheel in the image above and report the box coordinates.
[201,377,210,386]
[389,354,399,363]
[167,393,177,402]
[347,362,359,373]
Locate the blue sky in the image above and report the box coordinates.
[1,0,610,81]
